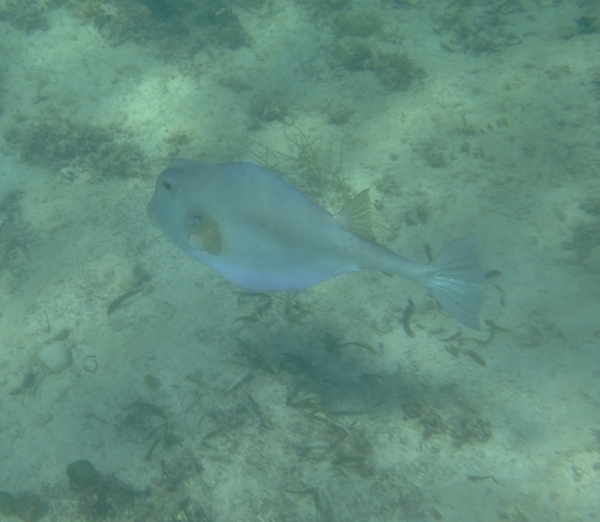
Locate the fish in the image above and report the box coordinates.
[147,159,485,329]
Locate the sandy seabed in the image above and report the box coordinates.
[0,1,599,521]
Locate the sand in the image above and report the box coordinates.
[0,1,599,521]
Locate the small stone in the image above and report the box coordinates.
[38,342,72,374]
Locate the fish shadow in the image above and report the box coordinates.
[237,320,492,447]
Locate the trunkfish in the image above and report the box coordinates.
[147,159,485,329]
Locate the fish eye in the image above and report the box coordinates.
[162,180,173,190]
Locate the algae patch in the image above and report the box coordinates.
[4,116,147,178]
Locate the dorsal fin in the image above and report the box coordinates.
[332,188,375,242]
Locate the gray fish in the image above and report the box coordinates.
[147,159,485,329]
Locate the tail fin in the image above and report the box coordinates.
[425,236,485,330]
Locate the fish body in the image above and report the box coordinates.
[147,159,485,329]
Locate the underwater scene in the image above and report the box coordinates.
[0,0,599,521]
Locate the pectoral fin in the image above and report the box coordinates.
[187,215,222,255]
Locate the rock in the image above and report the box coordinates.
[66,460,101,492]
[38,342,72,374]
